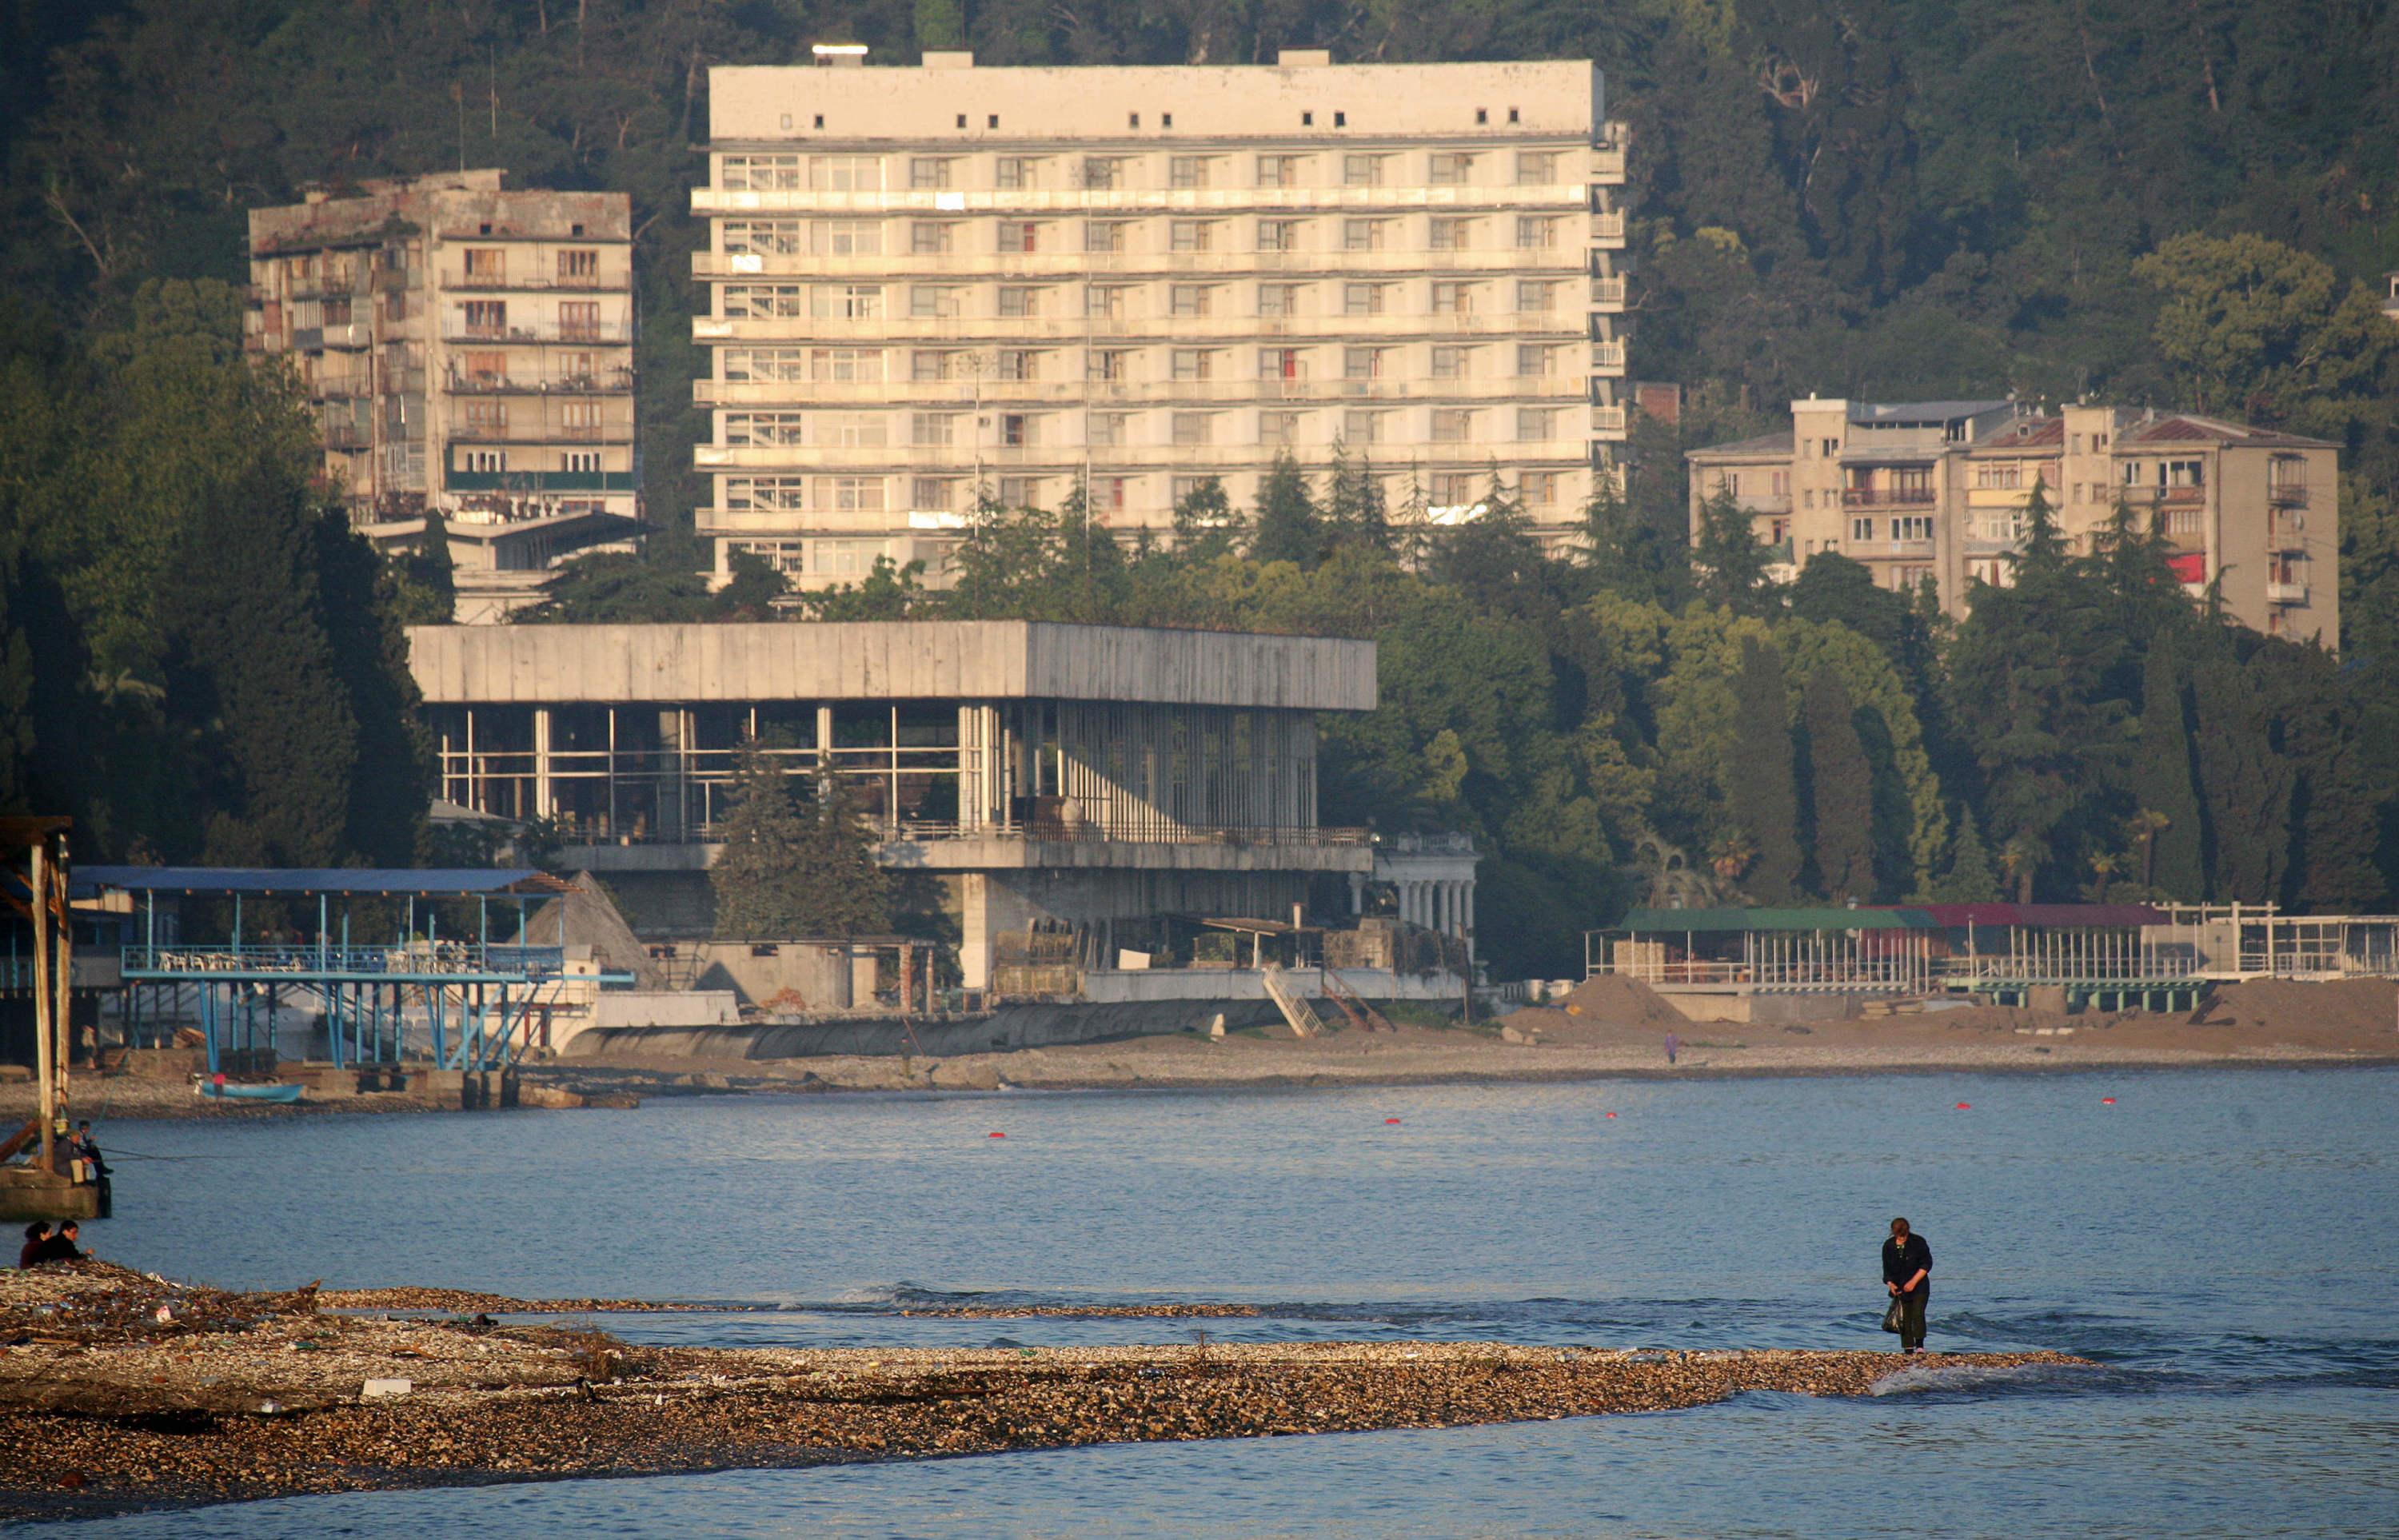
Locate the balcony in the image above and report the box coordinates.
[2268,482,2309,507]
[440,268,629,293]
[1590,276,1627,309]
[1590,146,1627,181]
[1590,339,1626,373]
[689,182,1592,219]
[1842,487,1937,508]
[442,469,637,494]
[321,421,371,450]
[2269,517,2309,552]
[1846,538,1938,560]
[1590,404,1627,436]
[1588,210,1627,245]
[447,421,634,445]
[318,321,375,349]
[692,375,1591,409]
[2267,580,2309,605]
[442,321,633,345]
[2119,484,2205,506]
[445,366,637,395]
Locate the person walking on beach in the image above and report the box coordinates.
[1665,1031,1679,1065]
[17,1223,50,1269]
[1883,1217,1932,1354]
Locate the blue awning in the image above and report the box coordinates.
[77,868,571,898]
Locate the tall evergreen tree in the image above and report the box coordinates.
[1691,487,1781,616]
[711,738,815,938]
[2127,643,2205,898]
[1724,637,1804,902]
[1323,441,1392,557]
[1248,451,1323,567]
[800,776,896,937]
[2189,643,2294,901]
[1930,807,1999,903]
[1170,475,1241,560]
[1802,668,1875,902]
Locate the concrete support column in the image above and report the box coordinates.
[533,707,553,820]
[1348,872,1364,915]
[656,708,685,841]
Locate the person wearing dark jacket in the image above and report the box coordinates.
[1882,1217,1933,1353]
[17,1223,50,1269]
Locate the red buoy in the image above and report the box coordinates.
[2102,1097,2116,1105]
[1955,1102,1972,1110]
[1384,1117,1402,1124]
[988,1131,1005,1139]
[1604,1111,1617,1119]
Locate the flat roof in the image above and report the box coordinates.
[407,621,1377,712]
[1619,908,1937,934]
[79,868,572,898]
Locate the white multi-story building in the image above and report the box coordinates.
[246,170,641,620]
[690,51,1631,587]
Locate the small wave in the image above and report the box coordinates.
[1868,1359,2122,1398]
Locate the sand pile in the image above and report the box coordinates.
[2201,977,2397,1034]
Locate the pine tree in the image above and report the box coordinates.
[1802,667,1875,901]
[1324,441,1392,557]
[710,737,816,937]
[1691,486,1779,616]
[1248,451,1323,567]
[413,507,455,620]
[800,776,895,936]
[2127,643,2205,898]
[2189,644,2293,900]
[1931,808,1999,902]
[1724,637,1804,902]
[1170,475,1241,560]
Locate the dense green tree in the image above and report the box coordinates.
[713,549,788,620]
[1723,638,1804,902]
[798,557,928,620]
[1690,487,1781,617]
[1930,808,1998,904]
[1323,443,1392,557]
[1248,452,1323,568]
[389,509,456,627]
[517,551,709,623]
[2127,643,2205,899]
[1169,475,1242,561]
[2189,642,2294,901]
[710,738,817,939]
[1800,668,1875,902]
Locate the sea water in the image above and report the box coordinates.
[41,1067,2399,1537]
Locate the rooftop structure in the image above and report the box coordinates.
[408,620,1387,987]
[1689,399,2339,644]
[689,51,1631,588]
[246,171,641,621]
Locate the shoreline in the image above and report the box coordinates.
[0,1263,2085,1523]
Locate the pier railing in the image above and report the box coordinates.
[122,944,567,979]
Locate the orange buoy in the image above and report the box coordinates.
[1604,1111,1617,1119]
[988,1131,1005,1139]
[1384,1117,1402,1124]
[2102,1097,2116,1105]
[1955,1102,1971,1110]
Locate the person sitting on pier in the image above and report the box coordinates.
[17,1223,50,1269]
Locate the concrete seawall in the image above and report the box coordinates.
[565,998,1295,1060]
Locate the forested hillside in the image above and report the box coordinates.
[3,1,2397,971]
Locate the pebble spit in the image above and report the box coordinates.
[0,1263,2086,1522]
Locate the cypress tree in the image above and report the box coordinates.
[2127,643,2204,898]
[1932,808,1999,903]
[1724,637,1804,902]
[1802,668,1876,902]
[2189,645,2293,901]
[710,738,816,937]
[1248,451,1323,567]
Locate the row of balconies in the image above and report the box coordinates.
[445,365,639,394]
[694,309,1609,347]
[693,374,1609,408]
[695,246,1601,281]
[691,178,1615,219]
[696,436,1606,477]
[435,269,631,294]
[1841,487,1938,508]
[441,321,636,345]
[446,422,637,445]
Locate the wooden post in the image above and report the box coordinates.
[48,833,69,1123]
[30,838,56,1175]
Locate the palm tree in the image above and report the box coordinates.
[1998,835,2044,905]
[2126,808,2171,892]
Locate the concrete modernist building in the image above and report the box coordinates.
[247,170,641,621]
[690,50,1631,587]
[406,620,1386,986]
[1687,398,2340,644]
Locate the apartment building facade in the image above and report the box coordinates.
[246,171,641,620]
[1687,398,2340,644]
[691,51,1631,588]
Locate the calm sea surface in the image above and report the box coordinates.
[37,1068,2399,1537]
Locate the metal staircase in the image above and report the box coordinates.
[1259,963,1327,1039]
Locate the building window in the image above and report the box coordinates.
[1258,282,1303,317]
[724,284,804,318]
[1897,515,1934,541]
[911,285,964,320]
[1521,471,1560,505]
[1169,285,1214,319]
[911,477,959,512]
[996,221,1041,253]
[1085,285,1128,321]
[561,399,601,434]
[1342,282,1388,317]
[723,348,808,382]
[1342,153,1387,187]
[1516,407,1557,441]
[820,220,881,257]
[1427,151,1476,186]
[1430,281,1475,315]
[1428,472,1476,505]
[814,155,882,192]
[463,248,505,282]
[825,413,886,449]
[1515,342,1558,377]
[723,220,804,256]
[830,477,887,513]
[725,412,805,447]
[1000,414,1038,447]
[562,449,601,473]
[1085,221,1128,254]
[1258,218,1302,253]
[1260,410,1303,446]
[911,349,963,381]
[720,154,804,191]
[1342,346,1388,381]
[997,285,1045,317]
[1257,154,1305,189]
[1430,345,1471,380]
[1171,411,1214,446]
[812,284,882,320]
[1428,216,1475,251]
[1852,517,1876,542]
[1259,347,1306,381]
[1343,408,1387,445]
[726,476,806,511]
[1088,349,1132,382]
[462,399,508,435]
[462,300,507,337]
[811,347,884,383]
[912,412,959,448]
[1342,217,1388,252]
[995,156,1044,190]
[995,349,1043,381]
[1170,348,1216,381]
[557,301,601,340]
[461,350,507,385]
[911,222,956,255]
[1431,409,1475,442]
[461,449,507,473]
[1089,413,1129,448]
[909,158,954,190]
[555,249,599,283]
[728,540,806,577]
[1168,155,1213,190]
[996,476,1041,507]
[1081,156,1124,190]
[1168,220,1215,253]
[1514,215,1560,251]
[1515,280,1559,313]
[1976,462,2023,489]
[1515,150,1559,184]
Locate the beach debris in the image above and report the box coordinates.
[361,1378,413,1398]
